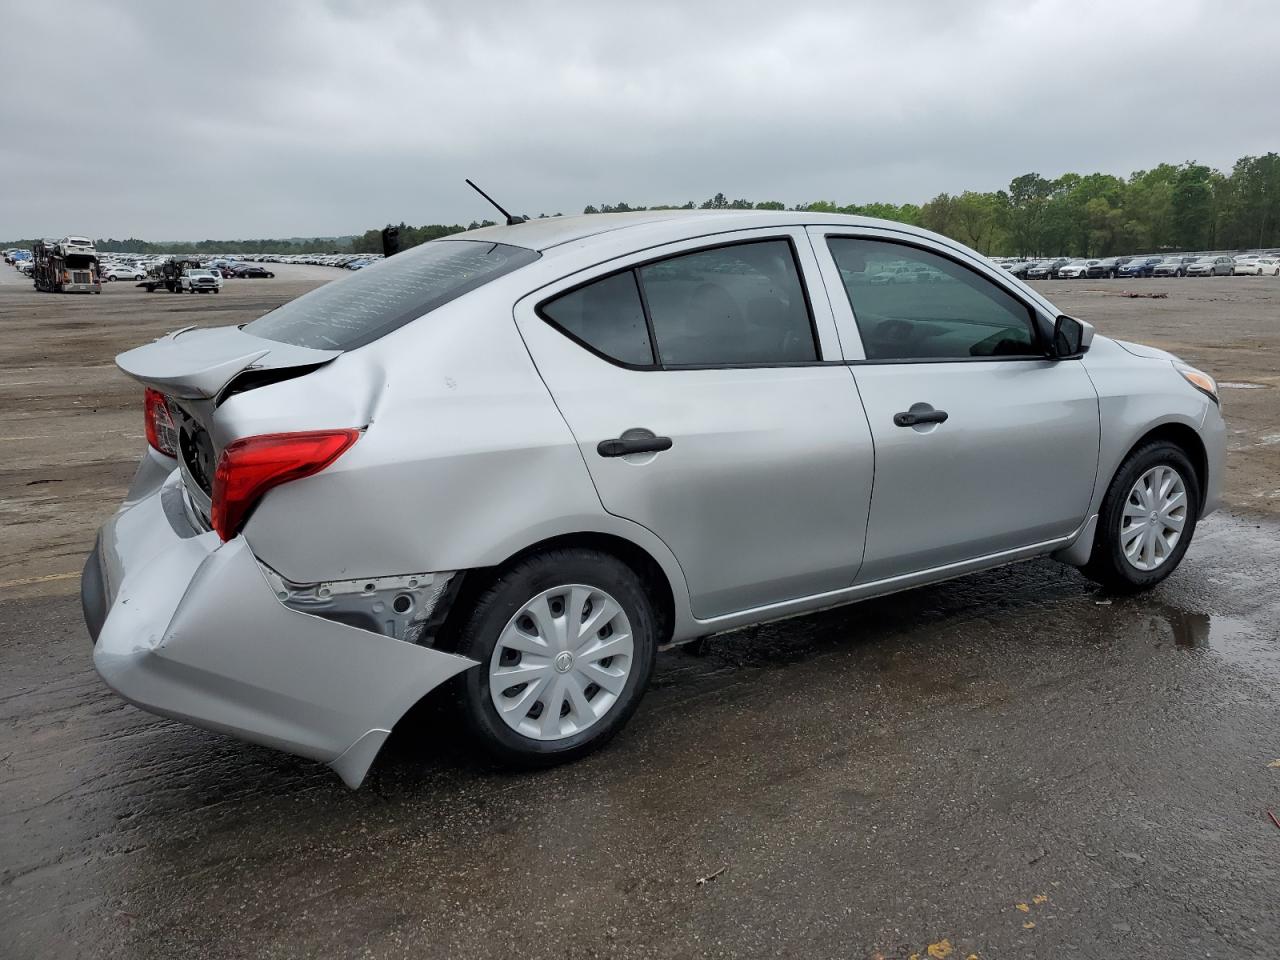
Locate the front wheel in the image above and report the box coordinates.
[453,548,659,767]
[1083,441,1200,592]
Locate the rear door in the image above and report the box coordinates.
[514,229,874,619]
[809,227,1100,583]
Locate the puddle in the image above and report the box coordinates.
[1144,604,1265,668]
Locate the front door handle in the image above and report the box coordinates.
[597,436,673,457]
[893,408,949,428]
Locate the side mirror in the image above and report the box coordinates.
[1050,315,1093,358]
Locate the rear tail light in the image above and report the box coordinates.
[144,388,178,457]
[210,429,360,541]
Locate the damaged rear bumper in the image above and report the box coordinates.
[82,468,477,788]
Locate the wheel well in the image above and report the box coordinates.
[429,532,677,654]
[1124,422,1208,508]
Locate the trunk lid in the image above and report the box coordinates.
[118,325,341,524]
[116,325,339,400]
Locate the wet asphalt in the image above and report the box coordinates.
[2,510,1278,959]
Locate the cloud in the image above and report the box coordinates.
[2,0,1277,239]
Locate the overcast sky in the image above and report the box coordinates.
[3,0,1278,240]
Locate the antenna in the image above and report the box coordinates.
[465,178,525,226]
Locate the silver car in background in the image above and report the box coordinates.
[82,211,1226,787]
[1186,255,1234,276]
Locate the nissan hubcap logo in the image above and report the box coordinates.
[554,651,574,673]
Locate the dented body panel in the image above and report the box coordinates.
[84,470,475,788]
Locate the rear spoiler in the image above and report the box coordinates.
[116,326,340,400]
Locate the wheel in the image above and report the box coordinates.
[1083,441,1200,593]
[106,275,116,282]
[453,548,658,767]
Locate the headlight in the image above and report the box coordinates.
[1176,363,1219,404]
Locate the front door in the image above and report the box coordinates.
[515,230,875,619]
[813,230,1100,583]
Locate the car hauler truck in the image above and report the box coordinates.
[32,237,102,294]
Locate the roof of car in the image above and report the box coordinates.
[457,209,925,252]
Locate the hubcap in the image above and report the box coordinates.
[1120,465,1188,572]
[488,584,634,741]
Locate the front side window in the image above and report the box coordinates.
[827,238,1039,361]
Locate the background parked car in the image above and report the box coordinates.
[1026,258,1069,280]
[1118,256,1164,278]
[102,265,145,281]
[1186,256,1234,277]
[1087,257,1127,279]
[236,265,275,278]
[1152,256,1196,277]
[1057,259,1099,278]
[1255,257,1280,276]
[1233,256,1266,275]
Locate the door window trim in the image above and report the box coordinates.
[534,236,831,371]
[822,232,1054,364]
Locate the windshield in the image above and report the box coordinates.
[245,239,540,350]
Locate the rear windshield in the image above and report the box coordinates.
[244,239,540,350]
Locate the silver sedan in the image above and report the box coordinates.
[82,211,1226,787]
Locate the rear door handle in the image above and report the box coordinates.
[893,409,949,427]
[597,436,673,457]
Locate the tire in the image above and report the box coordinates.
[1083,440,1200,593]
[453,548,659,768]
[106,275,116,282]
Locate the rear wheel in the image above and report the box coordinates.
[1083,441,1200,592]
[453,548,658,767]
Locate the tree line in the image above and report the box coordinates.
[570,153,1280,258]
[7,153,1276,258]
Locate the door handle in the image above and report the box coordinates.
[893,409,949,428]
[597,436,673,457]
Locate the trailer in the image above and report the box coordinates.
[31,237,101,294]
[137,257,201,293]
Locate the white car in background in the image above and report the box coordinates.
[103,265,146,281]
[1232,256,1265,276]
[179,269,223,294]
[1255,257,1280,277]
[1056,259,1098,279]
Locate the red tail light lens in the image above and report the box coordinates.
[210,429,360,541]
[144,388,178,457]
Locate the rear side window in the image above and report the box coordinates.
[828,237,1038,361]
[639,241,816,366]
[245,239,539,350]
[540,270,654,366]
[538,239,818,369]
